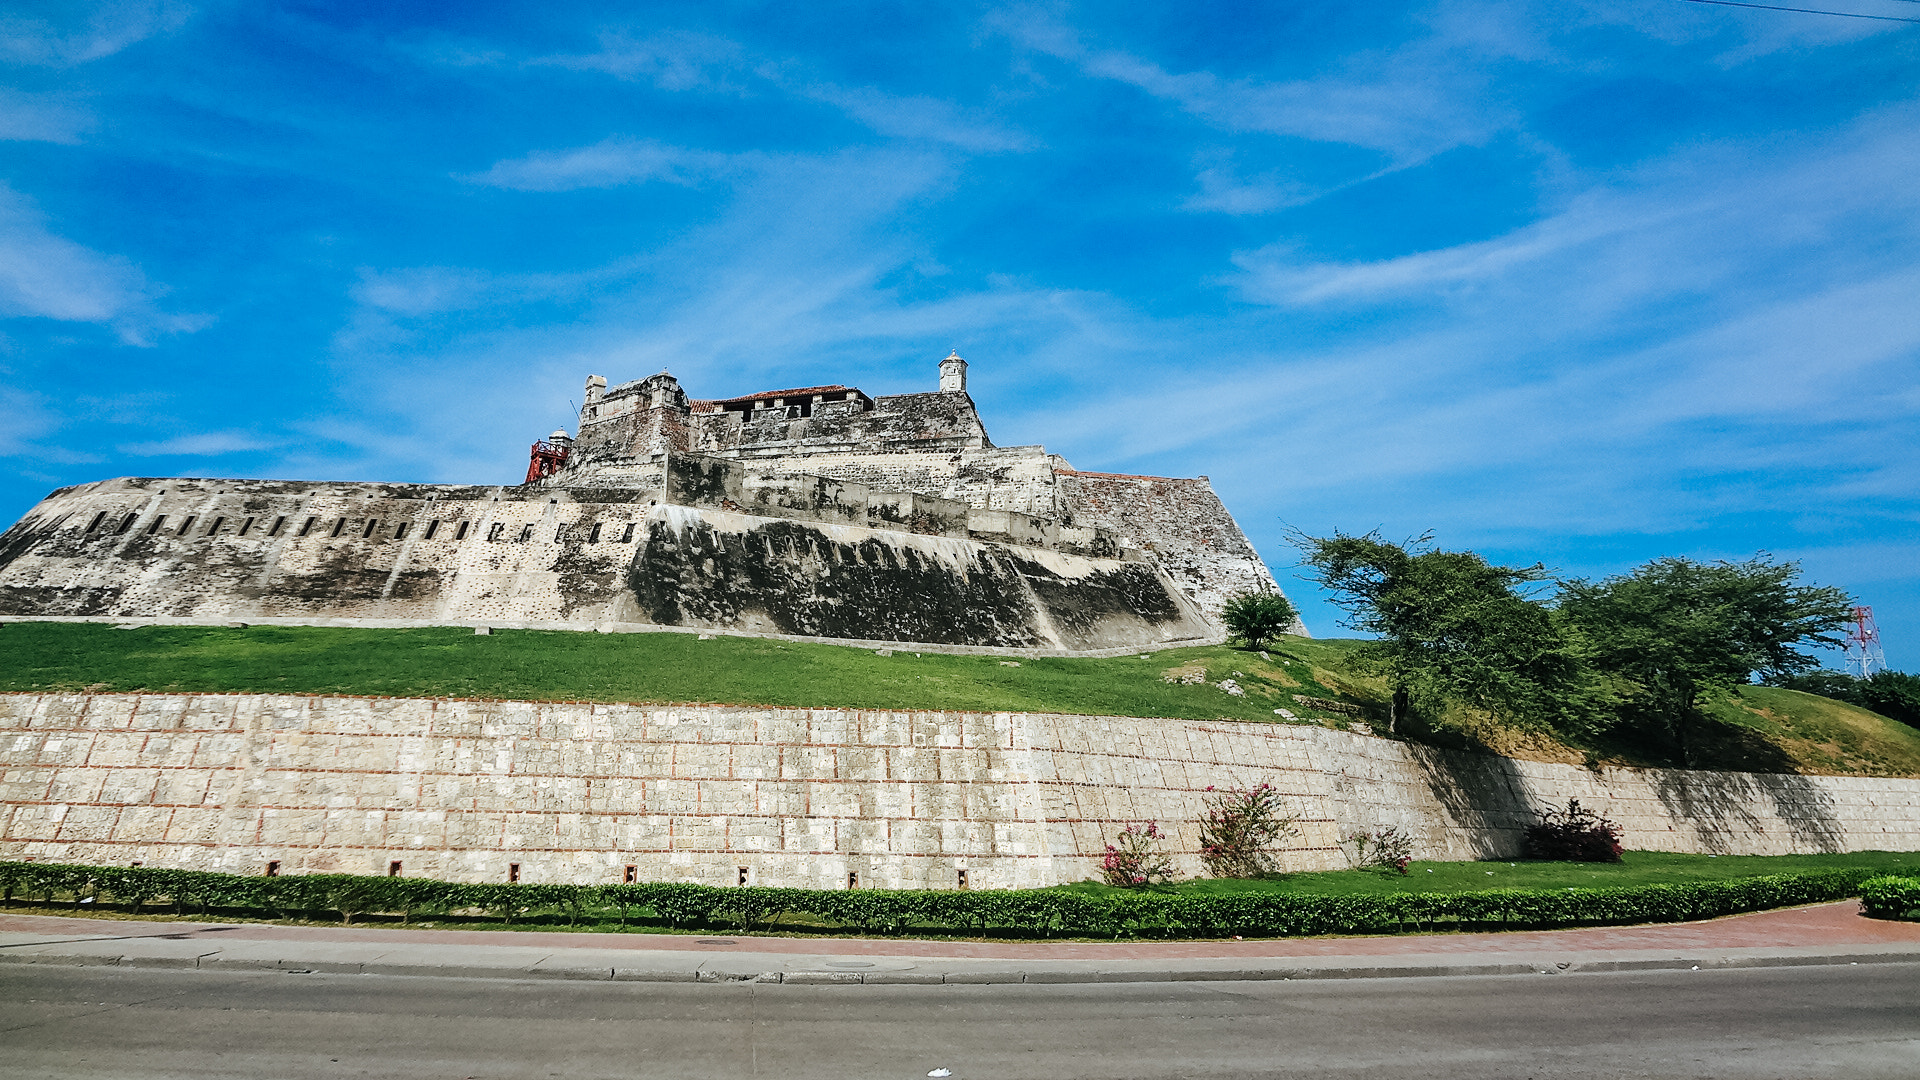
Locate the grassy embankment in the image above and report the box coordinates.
[4,621,1919,775]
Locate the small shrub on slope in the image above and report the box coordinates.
[1342,826,1415,874]
[1525,799,1624,862]
[1221,591,1298,650]
[1199,782,1298,878]
[1100,822,1174,887]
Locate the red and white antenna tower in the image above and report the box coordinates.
[1845,606,1886,679]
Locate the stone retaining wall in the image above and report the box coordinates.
[3,694,1915,890]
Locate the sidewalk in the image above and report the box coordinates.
[4,902,1918,986]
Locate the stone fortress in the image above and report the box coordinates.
[3,354,1918,889]
[0,353,1282,654]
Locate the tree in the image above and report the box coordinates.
[1293,530,1592,736]
[1220,589,1298,649]
[1853,670,1920,728]
[1556,555,1853,765]
[1775,669,1920,728]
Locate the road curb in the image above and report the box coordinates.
[4,948,1917,985]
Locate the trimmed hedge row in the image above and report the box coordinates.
[1859,875,1920,921]
[0,861,1883,938]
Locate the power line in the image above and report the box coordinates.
[1680,0,1920,21]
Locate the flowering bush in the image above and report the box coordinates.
[1199,782,1298,878]
[1524,799,1624,862]
[1100,822,1174,887]
[1341,826,1414,874]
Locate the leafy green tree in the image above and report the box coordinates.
[1557,555,1853,765]
[1293,530,1592,736]
[1776,669,1920,728]
[1219,589,1298,649]
[1853,670,1920,728]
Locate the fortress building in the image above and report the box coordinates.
[5,357,1914,890]
[0,354,1289,654]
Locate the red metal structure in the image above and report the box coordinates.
[1846,605,1886,679]
[524,439,569,484]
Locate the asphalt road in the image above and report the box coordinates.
[2,962,1916,1080]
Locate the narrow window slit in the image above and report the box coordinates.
[425,520,439,539]
[145,515,168,535]
[393,522,408,540]
[268,516,286,536]
[297,516,317,537]
[86,511,107,532]
[362,519,378,538]
[456,521,471,540]
[238,517,255,536]
[264,861,280,877]
[176,516,196,535]
[508,863,521,883]
[331,518,346,538]
[206,516,224,536]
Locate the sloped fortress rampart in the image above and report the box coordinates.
[0,354,1283,653]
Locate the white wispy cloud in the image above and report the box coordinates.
[787,82,1036,152]
[0,0,193,67]
[994,5,1521,162]
[532,29,748,91]
[1181,150,1313,214]
[523,29,1033,152]
[0,89,95,144]
[0,384,57,457]
[1231,102,1920,312]
[463,137,741,191]
[0,183,210,345]
[118,430,270,456]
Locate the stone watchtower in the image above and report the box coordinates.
[938,350,968,394]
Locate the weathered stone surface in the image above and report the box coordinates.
[0,358,1271,649]
[4,693,1915,889]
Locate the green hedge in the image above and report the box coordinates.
[0,861,1883,938]
[1859,875,1920,921]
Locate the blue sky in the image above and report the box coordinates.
[3,1,1917,666]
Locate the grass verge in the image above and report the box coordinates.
[2,852,1908,941]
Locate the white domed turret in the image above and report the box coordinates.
[938,350,968,394]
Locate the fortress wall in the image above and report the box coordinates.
[795,447,1063,517]
[1056,471,1285,624]
[4,694,1916,890]
[687,392,990,460]
[629,506,1209,651]
[0,478,661,625]
[0,482,1211,652]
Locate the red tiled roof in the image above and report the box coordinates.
[1055,468,1205,483]
[705,385,862,404]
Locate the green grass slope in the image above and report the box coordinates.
[0,622,1379,726]
[4,621,1916,777]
